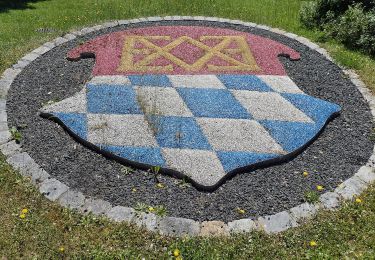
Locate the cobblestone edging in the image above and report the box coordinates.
[1,16,375,237]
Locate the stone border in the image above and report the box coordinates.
[1,16,375,237]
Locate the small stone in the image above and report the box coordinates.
[39,178,69,201]
[355,166,375,184]
[58,190,85,210]
[258,211,298,234]
[228,219,257,234]
[107,206,136,222]
[199,221,229,236]
[319,192,341,209]
[0,140,21,157]
[290,203,317,222]
[335,177,368,200]
[158,217,200,236]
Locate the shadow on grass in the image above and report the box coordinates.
[0,0,47,13]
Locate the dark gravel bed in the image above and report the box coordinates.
[6,20,374,222]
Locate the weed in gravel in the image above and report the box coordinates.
[304,190,320,203]
[10,126,22,143]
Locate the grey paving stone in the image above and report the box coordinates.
[107,206,136,222]
[58,190,85,210]
[39,178,69,201]
[258,211,298,234]
[0,141,21,157]
[243,22,257,27]
[200,221,229,236]
[270,28,286,35]
[82,198,112,215]
[33,46,51,55]
[146,17,162,22]
[0,110,7,124]
[63,33,76,41]
[193,16,205,21]
[53,37,69,46]
[30,167,50,185]
[231,20,243,25]
[0,131,11,145]
[42,41,55,49]
[90,25,105,31]
[118,20,130,25]
[128,18,141,23]
[290,202,317,222]
[134,212,158,231]
[256,24,271,30]
[22,52,40,62]
[2,68,21,80]
[158,216,200,236]
[355,166,375,184]
[204,17,220,22]
[284,32,298,39]
[163,16,173,20]
[0,79,12,95]
[0,122,8,131]
[138,17,148,22]
[6,152,34,175]
[13,60,30,69]
[319,192,341,209]
[296,37,319,49]
[228,219,257,234]
[335,177,368,200]
[79,27,95,35]
[102,21,119,28]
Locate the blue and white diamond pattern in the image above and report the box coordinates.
[41,74,340,187]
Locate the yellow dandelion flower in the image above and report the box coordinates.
[237,208,246,214]
[317,185,324,191]
[303,171,309,177]
[59,246,65,252]
[173,248,180,257]
[19,213,26,219]
[176,256,183,260]
[131,188,137,192]
[355,198,362,203]
[148,207,155,212]
[310,240,317,247]
[156,183,165,188]
[21,208,28,214]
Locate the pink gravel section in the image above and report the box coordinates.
[67,26,300,76]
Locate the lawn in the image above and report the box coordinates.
[1,0,375,258]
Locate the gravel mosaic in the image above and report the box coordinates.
[2,18,375,236]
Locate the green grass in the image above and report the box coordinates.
[1,0,375,258]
